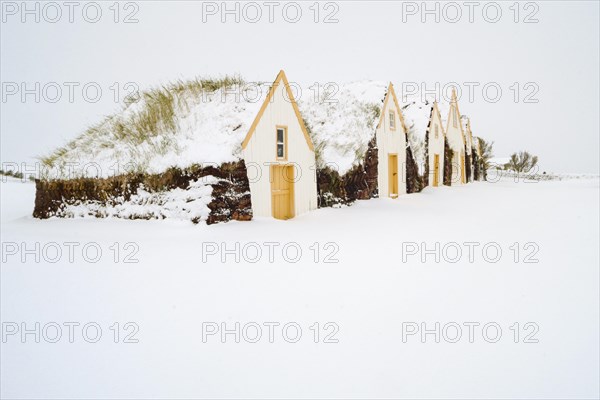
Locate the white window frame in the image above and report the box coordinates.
[276,126,287,160]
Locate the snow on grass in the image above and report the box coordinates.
[0,177,35,222]
[472,136,482,156]
[60,176,218,223]
[41,77,392,180]
[1,177,598,398]
[487,169,600,181]
[402,100,433,175]
[401,96,463,173]
[436,98,450,127]
[40,77,268,179]
[461,115,472,152]
[299,81,387,175]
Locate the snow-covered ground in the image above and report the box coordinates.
[1,177,599,399]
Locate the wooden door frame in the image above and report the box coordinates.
[270,164,295,220]
[460,154,466,184]
[433,154,440,187]
[388,153,398,198]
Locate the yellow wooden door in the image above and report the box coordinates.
[388,154,398,198]
[460,154,466,183]
[433,154,440,187]
[271,165,294,220]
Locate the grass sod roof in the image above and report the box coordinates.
[298,81,388,176]
[40,75,272,179]
[402,100,435,175]
[461,114,473,152]
[41,76,435,181]
[472,136,482,156]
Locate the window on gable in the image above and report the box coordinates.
[434,124,439,139]
[389,111,396,130]
[276,127,287,160]
[453,109,458,128]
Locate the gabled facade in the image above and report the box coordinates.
[462,115,473,183]
[428,102,446,187]
[403,100,446,188]
[376,83,409,198]
[242,70,318,220]
[442,89,467,185]
[471,135,483,181]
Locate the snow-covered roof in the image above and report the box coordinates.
[299,81,388,175]
[402,100,434,175]
[461,115,469,134]
[43,76,391,179]
[437,100,450,127]
[42,81,270,179]
[402,101,433,142]
[471,136,479,156]
[461,115,472,151]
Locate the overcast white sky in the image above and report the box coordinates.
[1,1,598,173]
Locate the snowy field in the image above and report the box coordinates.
[1,177,599,399]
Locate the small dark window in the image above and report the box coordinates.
[276,127,286,159]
